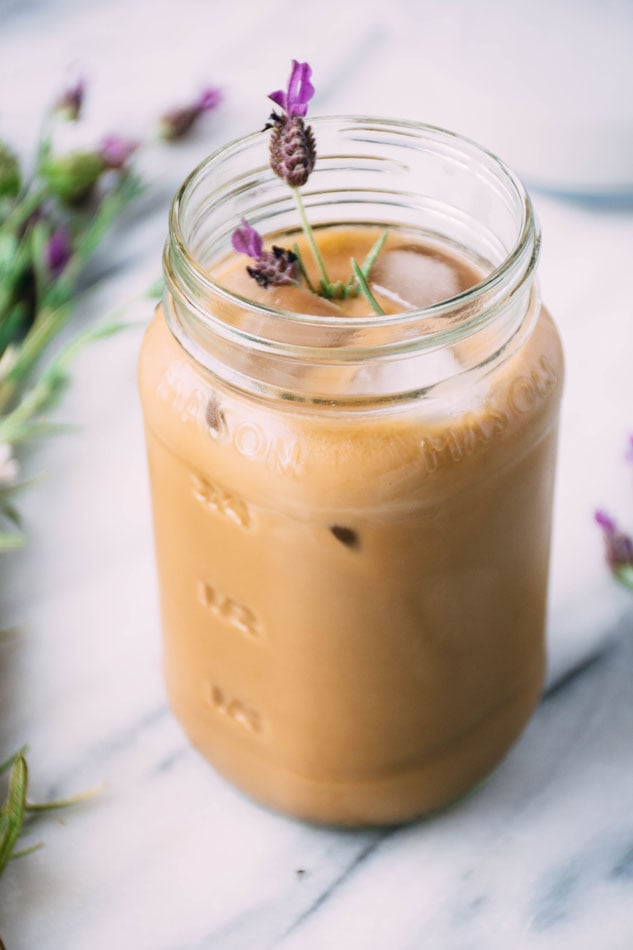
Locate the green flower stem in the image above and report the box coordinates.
[0,318,126,446]
[292,242,316,293]
[0,304,71,414]
[2,188,47,236]
[291,187,332,292]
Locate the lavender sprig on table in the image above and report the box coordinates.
[0,72,221,890]
[594,437,633,590]
[0,75,221,549]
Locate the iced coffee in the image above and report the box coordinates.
[139,219,563,825]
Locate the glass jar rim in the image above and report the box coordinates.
[167,116,539,343]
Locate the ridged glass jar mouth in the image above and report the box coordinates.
[162,118,541,402]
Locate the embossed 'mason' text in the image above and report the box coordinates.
[157,365,303,476]
[421,408,509,473]
[420,354,558,474]
[508,355,558,414]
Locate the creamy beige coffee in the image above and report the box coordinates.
[139,226,563,825]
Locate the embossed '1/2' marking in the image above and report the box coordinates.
[198,580,262,639]
[207,684,263,734]
[191,474,252,528]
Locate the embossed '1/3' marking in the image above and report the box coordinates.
[207,684,263,734]
[198,580,262,639]
[191,473,252,528]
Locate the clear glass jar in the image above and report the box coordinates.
[138,118,564,826]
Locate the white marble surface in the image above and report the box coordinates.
[1,1,633,947]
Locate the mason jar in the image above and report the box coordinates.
[138,118,564,826]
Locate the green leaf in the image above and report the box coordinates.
[350,259,386,315]
[0,531,26,551]
[0,500,23,528]
[146,278,164,300]
[26,781,103,813]
[360,230,389,278]
[0,746,28,777]
[0,754,28,876]
[10,841,44,861]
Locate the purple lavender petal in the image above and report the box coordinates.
[100,134,138,170]
[268,60,314,118]
[46,226,72,276]
[268,88,287,113]
[626,434,633,463]
[286,60,314,117]
[231,219,263,259]
[196,87,223,112]
[595,509,633,569]
[595,509,616,534]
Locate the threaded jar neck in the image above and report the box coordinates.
[163,118,540,405]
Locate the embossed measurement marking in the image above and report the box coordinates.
[191,474,252,528]
[207,684,263,734]
[197,580,262,639]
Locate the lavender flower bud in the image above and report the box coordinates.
[159,87,222,141]
[0,143,21,198]
[595,509,633,570]
[269,114,316,188]
[40,150,104,205]
[100,135,138,170]
[232,219,298,288]
[53,78,85,121]
[247,245,299,288]
[46,226,72,277]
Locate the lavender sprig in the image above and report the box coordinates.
[595,509,633,590]
[0,749,101,878]
[0,72,222,545]
[231,219,299,288]
[159,87,222,141]
[238,60,386,313]
[266,61,331,294]
[594,435,633,591]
